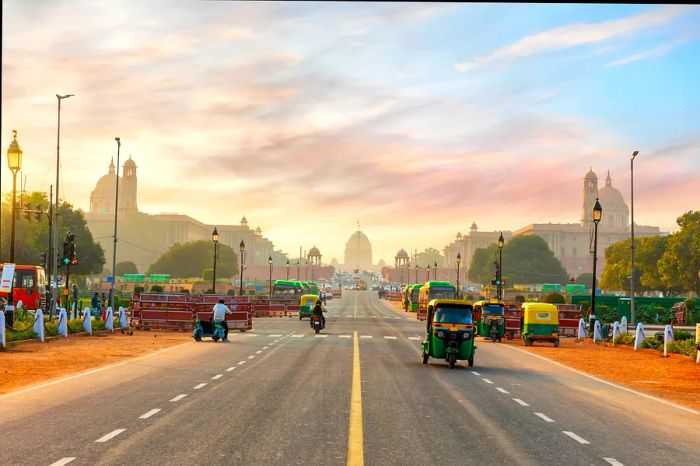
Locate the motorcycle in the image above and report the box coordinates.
[310,315,324,334]
[193,317,227,342]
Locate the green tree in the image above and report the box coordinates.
[468,235,568,285]
[543,292,565,304]
[147,240,239,278]
[115,261,138,275]
[658,211,700,295]
[415,247,444,267]
[574,273,593,289]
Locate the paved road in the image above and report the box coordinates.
[1,291,698,465]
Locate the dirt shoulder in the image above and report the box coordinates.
[501,337,700,411]
[0,330,192,395]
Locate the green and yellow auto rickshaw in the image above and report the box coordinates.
[521,302,559,347]
[299,294,318,320]
[401,285,411,311]
[473,299,506,342]
[407,284,422,312]
[421,299,476,369]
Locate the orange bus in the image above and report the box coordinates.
[0,264,47,309]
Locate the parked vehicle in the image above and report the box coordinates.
[521,302,560,347]
[421,299,476,369]
[0,264,47,310]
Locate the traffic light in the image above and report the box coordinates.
[69,241,78,265]
[62,240,71,265]
[40,252,47,269]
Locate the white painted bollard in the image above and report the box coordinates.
[620,316,628,334]
[577,318,586,342]
[82,307,92,335]
[57,308,68,337]
[663,324,673,358]
[0,311,6,348]
[118,306,128,328]
[105,307,113,332]
[33,309,45,343]
[612,321,621,345]
[634,322,645,350]
[593,320,602,342]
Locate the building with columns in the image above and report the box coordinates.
[443,223,513,271]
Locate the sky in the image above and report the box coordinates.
[2,2,699,264]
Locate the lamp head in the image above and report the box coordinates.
[7,130,23,172]
[593,198,603,223]
[632,150,639,160]
[115,137,121,144]
[239,240,245,252]
[212,227,219,243]
[457,252,461,262]
[498,232,505,248]
[268,256,273,265]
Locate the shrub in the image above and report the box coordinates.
[641,337,662,350]
[202,269,214,281]
[514,295,526,303]
[150,285,164,293]
[134,286,145,295]
[673,330,693,341]
[226,289,236,296]
[543,292,565,304]
[579,301,591,315]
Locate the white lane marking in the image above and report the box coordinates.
[246,334,257,337]
[339,335,352,338]
[408,337,421,341]
[269,343,275,346]
[604,459,625,466]
[248,355,255,359]
[472,371,481,376]
[315,335,328,338]
[562,431,590,444]
[482,378,494,384]
[383,317,391,319]
[513,398,530,406]
[346,314,353,317]
[358,315,365,317]
[503,345,700,415]
[95,429,126,443]
[256,350,262,354]
[384,336,397,340]
[237,361,246,365]
[394,317,402,320]
[193,383,207,389]
[211,374,223,380]
[49,458,76,466]
[534,412,555,423]
[0,342,191,400]
[263,346,269,349]
[139,408,161,419]
[496,387,510,394]
[225,367,236,372]
[291,335,304,338]
[359,335,373,339]
[170,394,187,402]
[270,334,282,337]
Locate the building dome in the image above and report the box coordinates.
[470,221,478,232]
[344,230,373,271]
[309,246,321,256]
[456,232,462,239]
[395,248,409,259]
[255,226,262,236]
[240,215,248,226]
[584,168,597,181]
[597,171,626,208]
[123,155,136,168]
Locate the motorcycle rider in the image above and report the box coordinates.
[312,299,326,329]
[212,298,232,341]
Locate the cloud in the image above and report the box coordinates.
[455,5,695,71]
[606,35,692,66]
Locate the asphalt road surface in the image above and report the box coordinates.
[1,291,698,466]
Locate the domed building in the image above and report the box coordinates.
[89,157,138,215]
[344,230,373,271]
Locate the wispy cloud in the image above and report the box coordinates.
[455,5,695,71]
[606,35,691,67]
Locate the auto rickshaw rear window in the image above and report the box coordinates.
[434,306,472,324]
[429,287,456,299]
[483,304,504,316]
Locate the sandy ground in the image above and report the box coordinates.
[0,330,192,395]
[501,337,700,411]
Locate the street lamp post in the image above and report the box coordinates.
[268,256,273,298]
[590,199,603,333]
[415,264,418,283]
[498,232,505,301]
[7,130,22,263]
[239,240,245,295]
[109,137,121,310]
[296,261,300,280]
[286,260,290,280]
[427,265,430,282]
[212,227,219,294]
[52,93,74,314]
[456,253,461,297]
[630,150,639,325]
[433,261,437,280]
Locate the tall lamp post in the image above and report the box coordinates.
[415,264,418,283]
[433,261,437,280]
[109,137,121,310]
[268,256,273,298]
[7,130,22,262]
[498,232,504,301]
[590,198,603,333]
[296,261,300,280]
[456,253,461,297]
[630,150,639,325]
[239,240,245,295]
[211,227,219,294]
[427,264,430,282]
[52,93,74,314]
[286,260,290,280]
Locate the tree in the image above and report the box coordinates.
[115,261,138,275]
[543,292,565,304]
[658,211,700,295]
[415,248,444,267]
[468,235,568,285]
[599,239,632,292]
[147,240,239,278]
[575,273,593,289]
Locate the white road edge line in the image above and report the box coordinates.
[193,383,207,389]
[495,387,509,394]
[603,458,625,466]
[49,457,76,466]
[95,429,126,443]
[502,344,700,415]
[534,412,555,423]
[139,408,161,419]
[513,398,530,406]
[482,378,494,384]
[562,431,590,444]
[170,394,187,402]
[211,374,223,380]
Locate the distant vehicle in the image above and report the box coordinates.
[0,264,47,310]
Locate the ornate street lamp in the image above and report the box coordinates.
[415,264,418,284]
[239,240,245,295]
[456,253,461,297]
[433,261,438,280]
[286,259,290,280]
[6,130,22,262]
[211,227,219,293]
[590,198,603,333]
[109,137,121,310]
[498,232,505,301]
[427,264,431,282]
[296,261,300,280]
[268,255,273,298]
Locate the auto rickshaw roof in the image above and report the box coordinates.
[428,298,472,308]
[421,280,455,288]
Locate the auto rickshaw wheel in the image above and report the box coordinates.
[554,338,560,347]
[422,353,429,364]
[468,356,474,367]
[299,315,302,320]
[448,353,456,369]
[524,337,532,346]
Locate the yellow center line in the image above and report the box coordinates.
[347,330,364,466]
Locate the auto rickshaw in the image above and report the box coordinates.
[407,284,422,312]
[473,299,506,342]
[421,299,476,369]
[521,302,559,347]
[401,285,411,311]
[299,294,318,320]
